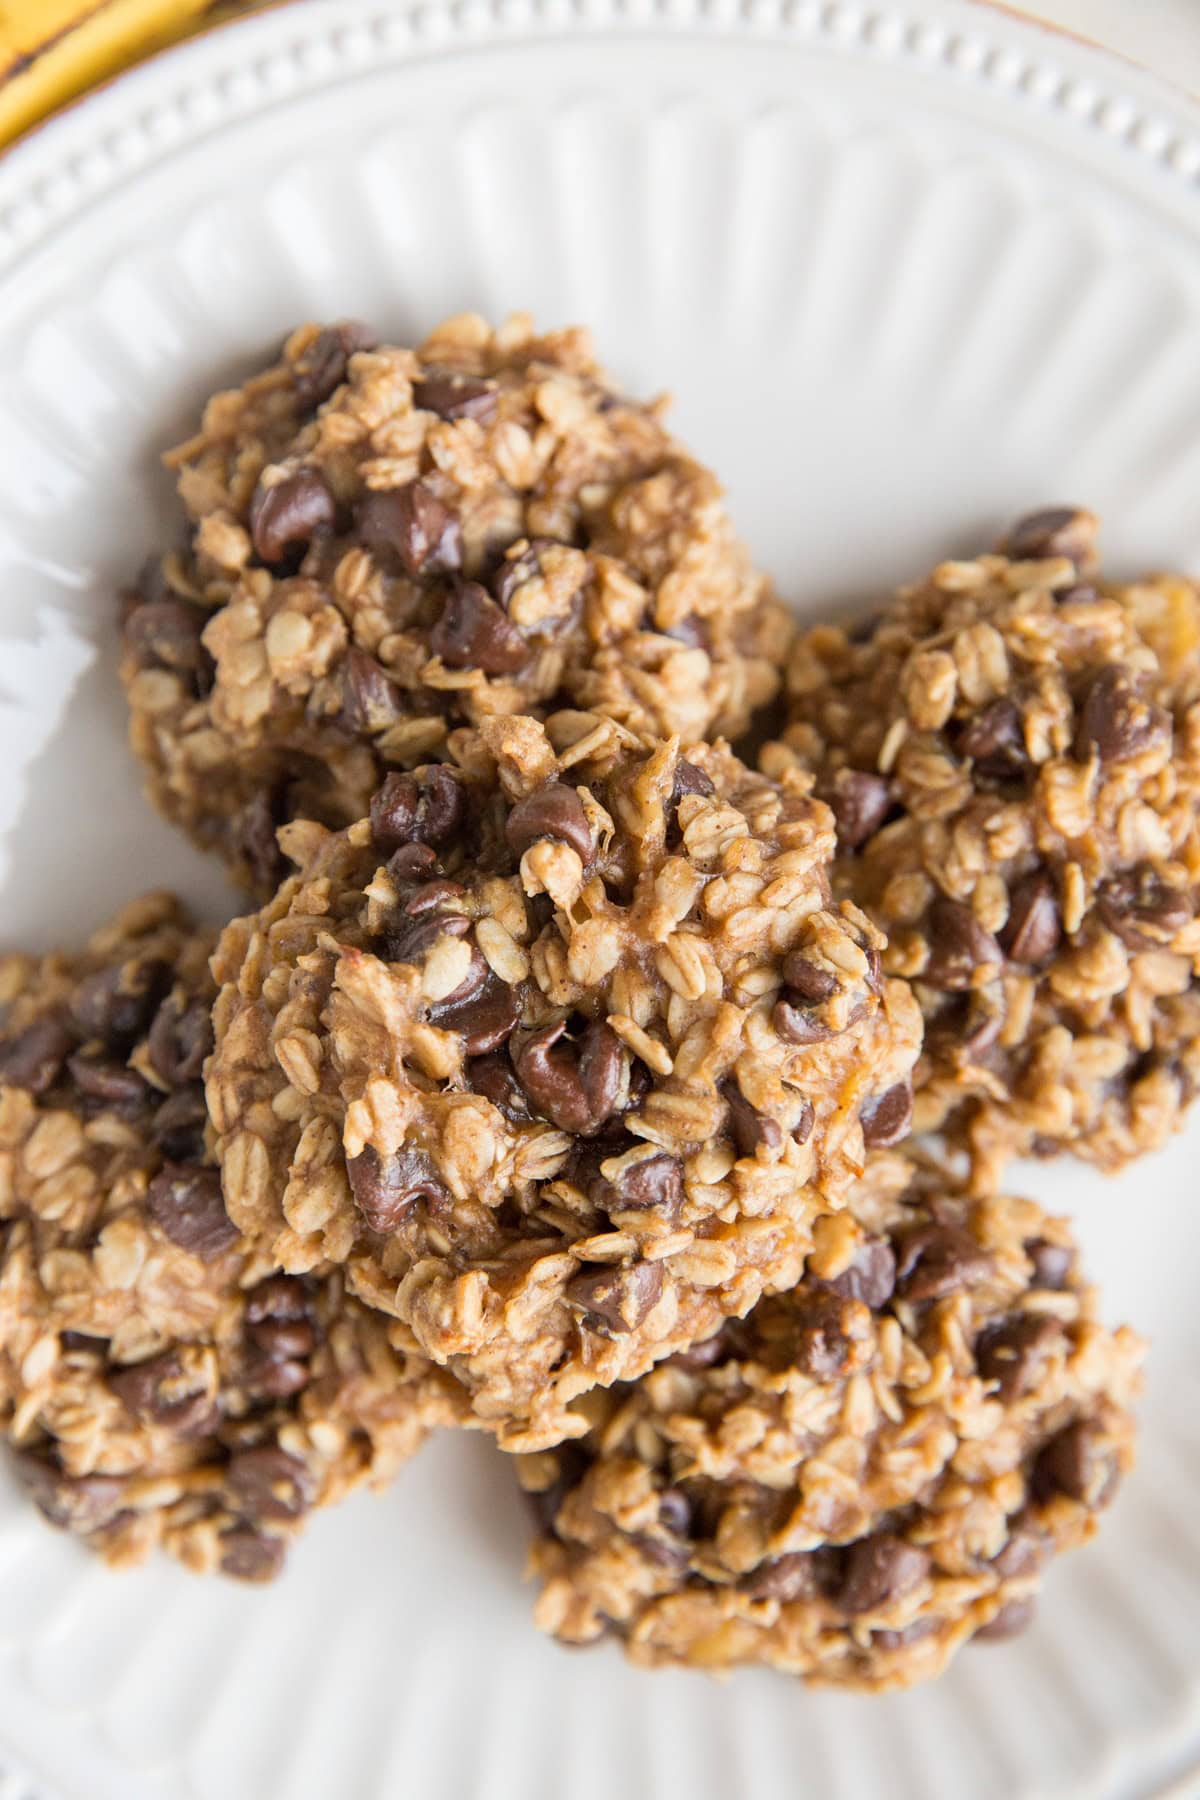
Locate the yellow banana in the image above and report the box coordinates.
[0,0,259,149]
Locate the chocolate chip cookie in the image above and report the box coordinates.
[123,314,793,894]
[518,1148,1141,1689]
[764,510,1200,1188]
[206,714,922,1451]
[0,895,464,1579]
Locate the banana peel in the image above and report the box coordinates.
[0,0,263,149]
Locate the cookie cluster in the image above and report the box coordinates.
[4,321,1175,1695]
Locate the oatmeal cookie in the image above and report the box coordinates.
[764,509,1200,1187]
[518,1149,1142,1691]
[207,714,922,1451]
[122,313,793,894]
[0,894,463,1580]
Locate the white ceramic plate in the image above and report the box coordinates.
[1,3,1200,1796]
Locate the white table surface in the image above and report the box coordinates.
[1026,0,1200,89]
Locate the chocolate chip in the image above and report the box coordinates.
[522,1444,589,1536]
[291,321,376,412]
[1000,872,1062,965]
[0,1013,74,1094]
[827,769,892,850]
[412,372,498,423]
[721,1080,783,1157]
[246,1274,310,1325]
[894,1223,991,1302]
[1026,1237,1072,1290]
[595,1151,684,1219]
[370,766,465,852]
[227,1445,315,1520]
[147,996,213,1089]
[152,1085,208,1162]
[990,1528,1044,1580]
[873,1617,941,1652]
[67,1053,151,1112]
[779,954,838,1004]
[61,1330,108,1354]
[1096,866,1194,950]
[505,783,594,866]
[959,699,1029,783]
[380,908,472,968]
[346,1144,447,1234]
[431,974,522,1056]
[512,1019,623,1134]
[566,1261,664,1336]
[662,615,709,650]
[1074,667,1170,766]
[740,1552,825,1603]
[672,757,715,806]
[249,468,337,565]
[974,1597,1036,1642]
[467,1052,531,1122]
[657,1488,693,1536]
[145,1163,239,1262]
[837,1533,931,1616]
[1032,1421,1119,1507]
[388,844,439,883]
[773,994,835,1045]
[249,1318,315,1361]
[975,1314,1062,1401]
[333,647,407,736]
[822,1237,896,1310]
[219,1527,287,1582]
[430,579,529,674]
[109,1350,215,1434]
[71,959,170,1047]
[922,898,1003,991]
[789,1291,864,1379]
[232,789,286,894]
[357,481,463,578]
[1003,507,1096,567]
[664,1322,747,1373]
[860,1080,913,1149]
[246,1353,310,1401]
[14,1455,127,1533]
[124,599,213,685]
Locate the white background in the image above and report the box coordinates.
[1033,0,1200,88]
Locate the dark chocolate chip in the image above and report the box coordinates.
[335,647,407,735]
[827,769,892,850]
[467,1052,532,1122]
[67,1053,151,1112]
[974,1597,1036,1643]
[1026,1238,1073,1291]
[595,1151,684,1219]
[721,1080,783,1157]
[1032,1421,1119,1508]
[388,843,440,883]
[837,1532,931,1616]
[226,1445,316,1520]
[663,1322,747,1373]
[431,974,522,1056]
[71,959,170,1047]
[822,1238,897,1310]
[124,599,213,683]
[60,1330,109,1354]
[357,481,463,578]
[219,1527,287,1582]
[245,1355,311,1400]
[0,1013,74,1094]
[1003,507,1097,567]
[894,1223,991,1303]
[430,579,529,674]
[740,1552,825,1603]
[369,766,465,853]
[657,1488,693,1537]
[1001,871,1062,964]
[873,1617,941,1652]
[246,1275,311,1325]
[14,1455,127,1533]
[108,1350,215,1435]
[249,468,337,566]
[1096,865,1194,951]
[773,994,835,1045]
[522,1444,589,1536]
[566,1260,664,1336]
[491,538,565,612]
[148,996,213,1088]
[145,1163,239,1263]
[959,698,1029,783]
[345,1144,447,1234]
[232,789,286,894]
[412,372,498,423]
[779,954,838,1004]
[379,908,471,968]
[291,321,376,412]
[1074,667,1170,766]
[511,1019,623,1135]
[922,898,1003,991]
[505,782,595,867]
[249,1318,316,1361]
[789,1291,864,1379]
[975,1314,1062,1402]
[152,1085,208,1162]
[860,1080,913,1149]
[990,1528,1044,1580]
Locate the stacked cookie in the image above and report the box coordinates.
[6,314,1183,1693]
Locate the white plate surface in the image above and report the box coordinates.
[1,3,1200,1796]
